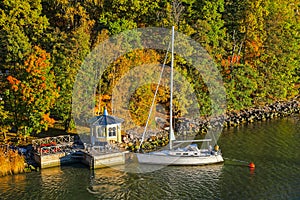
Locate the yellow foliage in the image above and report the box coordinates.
[12,85,19,92]
[0,148,25,176]
[42,113,55,125]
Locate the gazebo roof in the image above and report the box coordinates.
[89,108,124,126]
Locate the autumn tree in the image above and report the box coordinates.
[1,0,299,133]
[4,47,57,135]
[253,0,300,103]
[41,0,94,131]
[222,0,267,109]
[0,0,52,135]
[0,0,48,70]
[0,100,10,140]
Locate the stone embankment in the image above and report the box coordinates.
[176,99,299,136]
[124,99,300,152]
[224,100,299,126]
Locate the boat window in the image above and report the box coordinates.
[176,153,181,156]
[183,153,188,156]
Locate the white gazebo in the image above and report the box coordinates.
[89,108,124,146]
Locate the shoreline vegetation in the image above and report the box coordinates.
[0,0,299,139]
[0,147,25,176]
[124,99,300,152]
[0,0,299,177]
[0,98,299,177]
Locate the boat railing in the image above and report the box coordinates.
[173,139,212,143]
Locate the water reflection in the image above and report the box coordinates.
[0,117,299,199]
[0,173,26,195]
[39,167,67,198]
[219,116,300,199]
[37,164,93,200]
[88,166,125,195]
[87,163,224,199]
[162,164,224,199]
[40,167,64,185]
[103,152,172,173]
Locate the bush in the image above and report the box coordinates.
[0,148,25,176]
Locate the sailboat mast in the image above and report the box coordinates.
[170,26,175,150]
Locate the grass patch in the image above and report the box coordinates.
[0,148,25,176]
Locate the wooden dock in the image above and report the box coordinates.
[32,136,128,169]
[82,151,128,169]
[34,150,128,169]
[34,152,74,168]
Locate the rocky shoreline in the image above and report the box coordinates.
[1,99,299,172]
[124,99,300,152]
[177,99,300,135]
[224,100,299,126]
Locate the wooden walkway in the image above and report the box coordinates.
[32,135,127,169]
[32,135,74,156]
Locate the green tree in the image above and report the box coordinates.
[253,0,300,103]
[0,0,48,69]
[192,0,227,58]
[0,0,52,135]
[41,0,93,131]
[50,26,92,131]
[4,47,57,135]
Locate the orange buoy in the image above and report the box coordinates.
[248,162,255,168]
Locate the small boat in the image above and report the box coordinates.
[136,26,224,165]
[137,143,223,165]
[137,139,223,165]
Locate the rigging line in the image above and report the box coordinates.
[208,126,218,145]
[211,130,217,144]
[98,43,104,116]
[139,42,172,149]
[169,26,175,150]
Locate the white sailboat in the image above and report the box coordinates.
[136,26,224,165]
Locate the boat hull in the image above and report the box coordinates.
[136,153,224,166]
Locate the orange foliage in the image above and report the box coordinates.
[221,59,229,67]
[251,41,259,52]
[40,83,46,89]
[24,46,50,75]
[250,41,261,57]
[11,85,19,92]
[7,76,21,92]
[7,76,20,85]
[228,55,240,64]
[221,55,240,67]
[101,94,111,101]
[7,76,14,84]
[42,113,55,125]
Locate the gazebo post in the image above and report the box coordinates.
[90,126,93,146]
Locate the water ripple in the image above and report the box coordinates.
[0,117,299,199]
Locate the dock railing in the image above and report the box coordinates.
[83,142,120,154]
[32,135,74,156]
